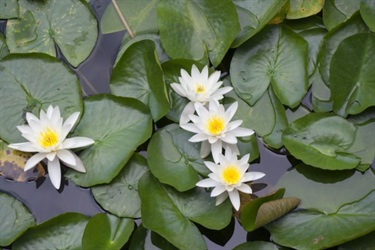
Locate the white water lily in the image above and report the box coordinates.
[170,65,232,124]
[196,148,265,211]
[180,100,254,163]
[8,105,94,189]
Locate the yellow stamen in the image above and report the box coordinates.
[195,84,205,93]
[222,165,241,185]
[206,115,224,135]
[39,128,58,148]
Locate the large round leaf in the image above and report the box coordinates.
[0,54,82,144]
[323,0,360,31]
[231,25,308,108]
[110,40,169,122]
[12,212,89,250]
[6,0,98,67]
[282,113,360,170]
[65,95,152,187]
[92,153,148,218]
[0,192,35,247]
[360,0,375,32]
[330,33,375,117]
[82,213,134,250]
[138,171,232,250]
[157,0,239,66]
[147,124,205,192]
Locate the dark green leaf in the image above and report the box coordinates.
[338,231,375,250]
[0,0,18,19]
[0,54,83,144]
[92,153,148,218]
[0,33,9,60]
[13,213,89,250]
[110,40,169,121]
[231,25,308,108]
[65,95,152,187]
[151,232,179,250]
[323,0,360,31]
[287,0,324,19]
[360,0,375,32]
[157,0,239,66]
[0,192,35,247]
[233,241,280,250]
[128,224,148,250]
[82,213,134,250]
[330,33,375,117]
[282,113,360,170]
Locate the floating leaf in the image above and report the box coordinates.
[6,0,98,67]
[330,33,375,117]
[13,212,89,250]
[138,171,232,250]
[0,0,18,19]
[0,140,45,182]
[233,241,280,250]
[323,0,360,31]
[282,113,360,170]
[110,40,169,122]
[360,0,375,32]
[231,25,308,108]
[0,33,9,60]
[0,192,35,247]
[147,124,204,191]
[287,0,324,19]
[338,231,375,250]
[82,213,134,250]
[157,0,240,66]
[92,153,148,218]
[65,95,152,187]
[0,54,83,144]
[128,224,148,250]
[232,0,288,47]
[151,232,179,250]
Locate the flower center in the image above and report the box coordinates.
[39,128,59,149]
[195,84,205,94]
[222,165,241,185]
[206,115,225,135]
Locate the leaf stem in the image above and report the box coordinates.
[111,0,134,38]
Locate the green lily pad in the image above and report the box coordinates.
[360,0,375,32]
[0,54,83,144]
[323,0,360,31]
[157,0,239,66]
[232,0,288,47]
[267,187,375,249]
[231,25,308,108]
[12,212,89,250]
[287,0,324,19]
[282,113,360,170]
[128,224,148,250]
[65,95,152,187]
[0,0,18,19]
[0,33,9,60]
[110,40,169,122]
[147,124,205,191]
[338,231,375,250]
[92,153,148,218]
[233,241,280,250]
[330,33,375,117]
[0,192,35,247]
[276,164,375,213]
[138,171,232,250]
[82,213,134,250]
[6,0,98,67]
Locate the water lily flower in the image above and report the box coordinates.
[170,65,232,124]
[180,100,254,163]
[8,105,94,189]
[196,148,265,211]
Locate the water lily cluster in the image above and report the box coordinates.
[171,65,265,210]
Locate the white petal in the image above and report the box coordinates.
[212,86,232,97]
[191,64,201,78]
[16,125,33,135]
[62,137,95,149]
[226,102,238,121]
[57,149,76,166]
[195,103,209,118]
[200,141,211,158]
[179,102,196,124]
[63,153,86,173]
[220,133,237,144]
[204,161,218,173]
[230,127,255,137]
[61,112,80,139]
[26,112,39,124]
[211,185,226,197]
[170,83,187,97]
[48,158,61,189]
[46,152,57,161]
[208,136,218,144]
[239,154,250,165]
[207,70,220,86]
[224,143,240,155]
[226,120,242,131]
[236,184,252,194]
[196,178,217,188]
[180,123,199,133]
[8,142,38,152]
[242,172,266,182]
[46,105,55,118]
[24,153,47,171]
[215,192,229,206]
[200,65,208,80]
[228,189,240,211]
[189,133,208,143]
[211,141,222,163]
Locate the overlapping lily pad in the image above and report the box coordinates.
[323,0,360,31]
[360,0,375,32]
[65,95,152,187]
[287,0,324,19]
[0,33,10,60]
[0,0,18,19]
[0,192,35,247]
[0,54,83,144]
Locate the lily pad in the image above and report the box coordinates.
[110,40,169,122]
[287,0,324,19]
[282,113,360,170]
[138,171,232,250]
[0,33,10,60]
[0,140,45,182]
[0,54,83,144]
[92,153,149,218]
[6,0,98,67]
[323,0,360,31]
[0,0,18,19]
[330,33,375,117]
[82,213,134,250]
[147,124,205,192]
[231,25,308,108]
[12,212,89,250]
[360,0,375,32]
[0,192,35,247]
[157,0,240,66]
[232,0,288,47]
[65,95,152,187]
